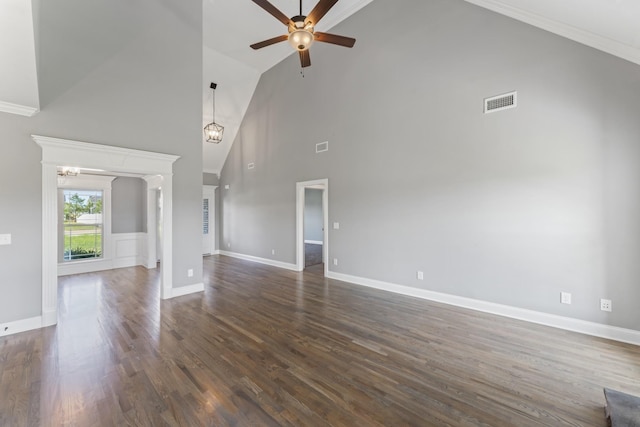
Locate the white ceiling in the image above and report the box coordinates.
[1,0,639,172]
[201,0,373,173]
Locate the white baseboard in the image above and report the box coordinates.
[171,282,204,298]
[218,251,298,271]
[0,316,43,337]
[325,271,640,346]
[304,240,323,245]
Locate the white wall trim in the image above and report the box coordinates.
[326,270,640,346]
[112,232,147,269]
[171,282,204,298]
[34,135,180,327]
[0,100,39,117]
[304,240,323,245]
[296,179,329,275]
[58,233,147,276]
[58,174,115,272]
[58,259,114,276]
[219,251,298,272]
[464,0,640,66]
[0,316,43,337]
[143,175,162,269]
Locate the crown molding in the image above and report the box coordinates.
[0,100,39,117]
[32,135,180,175]
[465,0,640,66]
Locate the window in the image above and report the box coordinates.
[57,174,114,269]
[62,189,103,261]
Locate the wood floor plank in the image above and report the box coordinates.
[1,255,640,426]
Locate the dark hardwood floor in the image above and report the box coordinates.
[1,255,640,426]
[304,243,323,268]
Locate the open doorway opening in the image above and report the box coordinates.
[34,135,179,327]
[296,179,329,276]
[202,185,217,256]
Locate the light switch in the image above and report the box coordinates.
[333,222,340,230]
[0,234,11,245]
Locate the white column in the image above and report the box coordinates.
[42,163,58,326]
[160,174,173,299]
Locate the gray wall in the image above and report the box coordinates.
[203,172,219,186]
[0,0,202,324]
[304,189,323,242]
[112,177,146,233]
[220,0,640,330]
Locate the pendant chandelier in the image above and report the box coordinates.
[204,82,224,144]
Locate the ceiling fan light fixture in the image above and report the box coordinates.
[288,29,314,51]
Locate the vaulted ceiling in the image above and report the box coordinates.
[2,0,639,173]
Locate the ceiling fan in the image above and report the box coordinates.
[250,0,356,68]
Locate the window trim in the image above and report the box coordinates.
[57,175,115,272]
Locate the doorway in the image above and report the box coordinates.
[34,135,179,327]
[202,185,217,255]
[296,179,329,276]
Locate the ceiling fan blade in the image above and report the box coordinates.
[251,0,293,26]
[250,34,289,50]
[306,0,339,26]
[299,50,311,68]
[313,32,356,48]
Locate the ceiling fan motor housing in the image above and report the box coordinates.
[289,16,314,51]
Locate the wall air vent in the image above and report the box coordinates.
[316,141,329,153]
[484,91,517,114]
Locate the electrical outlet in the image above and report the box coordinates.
[333,258,338,266]
[560,292,572,304]
[187,269,193,277]
[333,222,340,230]
[225,184,230,190]
[227,242,231,248]
[600,299,612,312]
[0,234,11,245]
[271,249,275,255]
[417,271,424,280]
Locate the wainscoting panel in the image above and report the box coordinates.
[113,233,147,269]
[58,232,147,276]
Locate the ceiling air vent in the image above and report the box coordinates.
[484,91,517,114]
[316,141,329,153]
